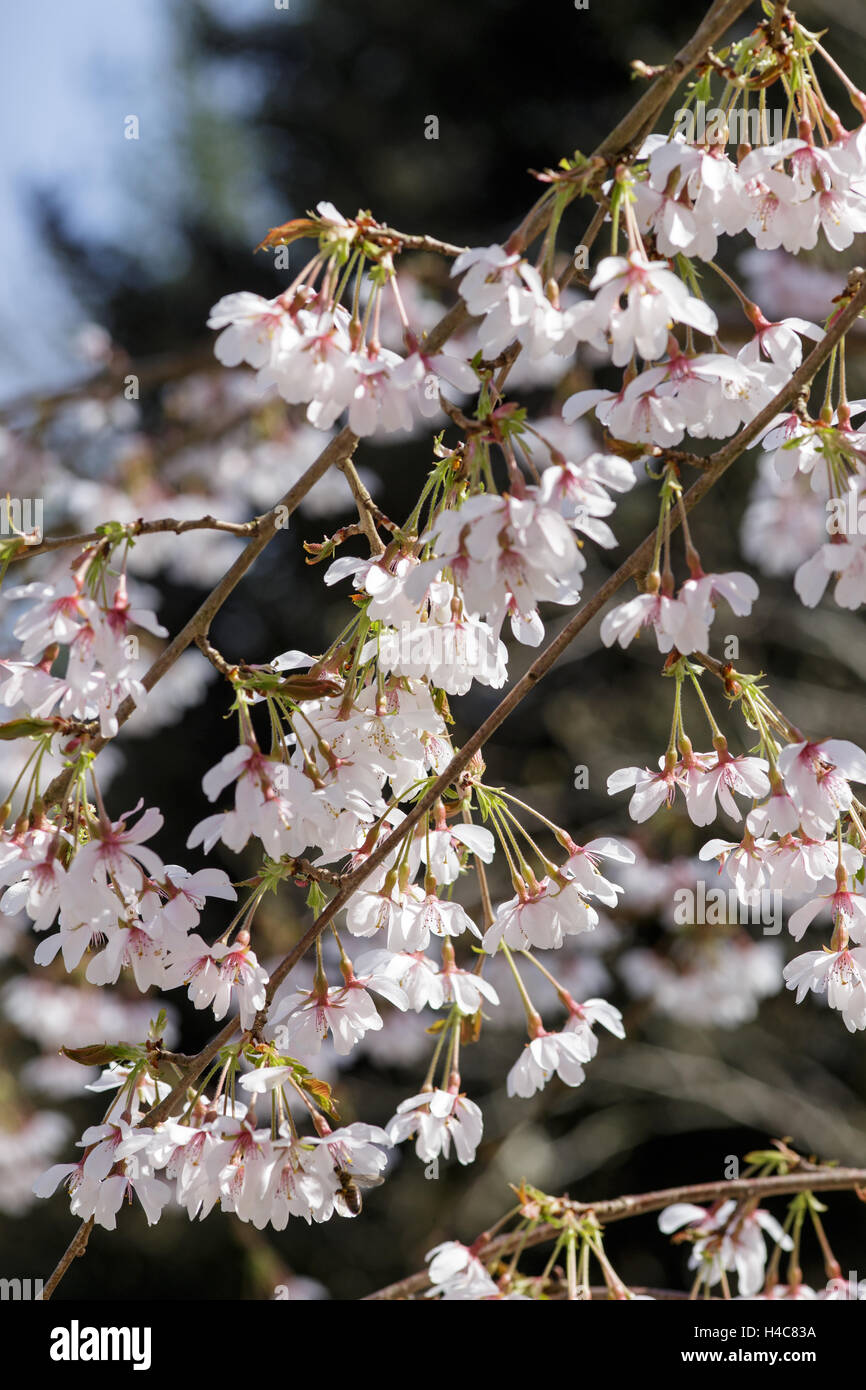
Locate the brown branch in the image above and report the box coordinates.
[557,204,608,294]
[3,2,753,437]
[133,264,866,1180]
[285,857,344,887]
[38,1216,94,1301]
[193,633,241,680]
[594,0,755,161]
[338,457,386,556]
[364,1167,866,1299]
[39,0,765,1298]
[370,225,470,258]
[264,270,866,983]
[97,0,837,1202]
[37,6,757,811]
[769,0,788,48]
[7,513,266,564]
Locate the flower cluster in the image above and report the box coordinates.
[4,569,166,738]
[209,205,477,438]
[36,1063,393,1232]
[609,647,866,1034]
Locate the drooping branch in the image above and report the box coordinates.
[338,457,386,556]
[259,270,866,997]
[42,247,863,1303]
[38,1217,94,1302]
[109,265,866,1204]
[38,0,787,1298]
[42,268,863,1302]
[364,1166,866,1300]
[33,0,756,817]
[593,0,754,161]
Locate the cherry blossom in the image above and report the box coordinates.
[689,747,771,826]
[578,253,718,366]
[387,1089,483,1164]
[425,1241,501,1300]
[783,946,866,1031]
[777,738,866,832]
[506,1031,588,1097]
[11,12,866,1299]
[659,1199,793,1296]
[271,968,408,1056]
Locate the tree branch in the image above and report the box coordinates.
[38,0,773,1298]
[38,426,362,808]
[38,1217,95,1301]
[364,1167,866,1299]
[6,513,267,564]
[338,457,386,556]
[40,224,864,1309]
[596,0,754,161]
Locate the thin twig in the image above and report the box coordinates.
[370,226,470,258]
[193,634,241,680]
[130,265,866,1162]
[338,457,386,555]
[5,513,265,565]
[38,426,362,809]
[38,1217,95,1301]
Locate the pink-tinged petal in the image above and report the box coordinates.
[820,739,866,783]
[32,1163,78,1198]
[794,550,833,608]
[202,746,253,802]
[450,824,495,861]
[787,897,824,941]
[562,388,614,423]
[658,1202,708,1234]
[606,766,641,794]
[584,837,635,863]
[753,1210,794,1249]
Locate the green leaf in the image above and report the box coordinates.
[0,718,57,740]
[61,1042,140,1066]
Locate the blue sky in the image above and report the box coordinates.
[0,2,186,395]
[0,0,291,400]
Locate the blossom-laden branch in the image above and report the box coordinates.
[19,0,759,797]
[35,425,363,807]
[16,0,866,1301]
[27,0,766,811]
[19,1,747,817]
[89,258,865,1165]
[365,1162,866,1300]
